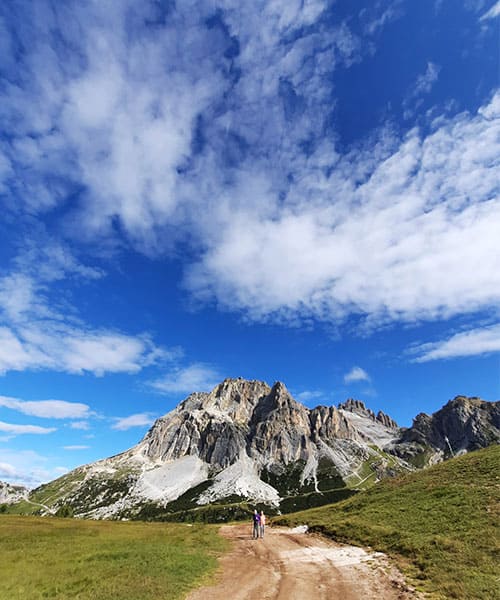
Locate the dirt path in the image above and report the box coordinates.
[186,524,421,600]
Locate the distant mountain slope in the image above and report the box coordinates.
[0,481,28,505]
[392,395,500,466]
[275,444,500,600]
[20,379,499,520]
[26,378,404,518]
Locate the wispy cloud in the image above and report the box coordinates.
[63,445,90,451]
[1,2,498,341]
[294,390,324,404]
[111,413,156,431]
[187,92,500,329]
[69,421,90,430]
[344,367,371,384]
[0,247,169,376]
[403,62,441,119]
[151,363,221,395]
[480,1,500,20]
[361,2,403,35]
[0,396,90,419]
[0,421,56,435]
[0,450,65,487]
[413,62,440,97]
[410,323,500,362]
[0,324,164,376]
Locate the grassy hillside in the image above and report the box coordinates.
[275,445,500,600]
[0,516,227,600]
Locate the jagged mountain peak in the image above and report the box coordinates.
[338,398,398,430]
[397,395,499,460]
[25,380,498,521]
[176,378,271,421]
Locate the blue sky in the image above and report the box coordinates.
[0,0,499,487]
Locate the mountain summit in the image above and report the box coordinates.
[26,379,498,519]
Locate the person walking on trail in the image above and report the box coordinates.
[252,509,260,539]
[259,510,266,539]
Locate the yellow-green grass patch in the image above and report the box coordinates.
[0,515,228,600]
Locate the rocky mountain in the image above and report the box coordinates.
[0,481,28,505]
[392,395,500,466]
[24,380,499,520]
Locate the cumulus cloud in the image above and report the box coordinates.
[0,396,90,419]
[187,92,500,329]
[410,323,500,362]
[151,363,222,394]
[111,413,156,431]
[344,367,371,383]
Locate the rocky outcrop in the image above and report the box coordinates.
[339,398,398,430]
[393,396,500,463]
[0,481,28,504]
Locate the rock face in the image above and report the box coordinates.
[0,481,28,504]
[393,396,500,464]
[24,381,499,520]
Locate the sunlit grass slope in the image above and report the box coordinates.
[275,445,500,600]
[0,516,227,600]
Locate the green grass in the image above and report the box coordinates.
[0,515,228,600]
[275,445,500,600]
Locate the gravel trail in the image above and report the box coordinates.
[186,524,422,600]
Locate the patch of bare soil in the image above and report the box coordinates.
[186,524,422,600]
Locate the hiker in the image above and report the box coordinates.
[259,510,266,538]
[252,509,260,539]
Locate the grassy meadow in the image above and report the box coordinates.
[275,445,500,600]
[0,516,227,600]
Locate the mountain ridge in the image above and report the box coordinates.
[18,378,499,520]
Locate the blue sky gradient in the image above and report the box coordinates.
[0,0,499,486]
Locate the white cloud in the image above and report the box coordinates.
[151,363,221,394]
[480,1,500,20]
[111,413,155,431]
[0,324,164,376]
[413,62,440,97]
[0,396,90,419]
[0,421,56,435]
[0,0,366,253]
[0,253,169,376]
[294,390,324,404]
[69,421,90,430]
[361,2,403,35]
[63,445,90,451]
[0,1,232,251]
[411,323,500,362]
[402,62,441,120]
[0,462,18,478]
[344,367,371,384]
[187,92,500,329]
[1,2,498,340]
[0,450,64,487]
